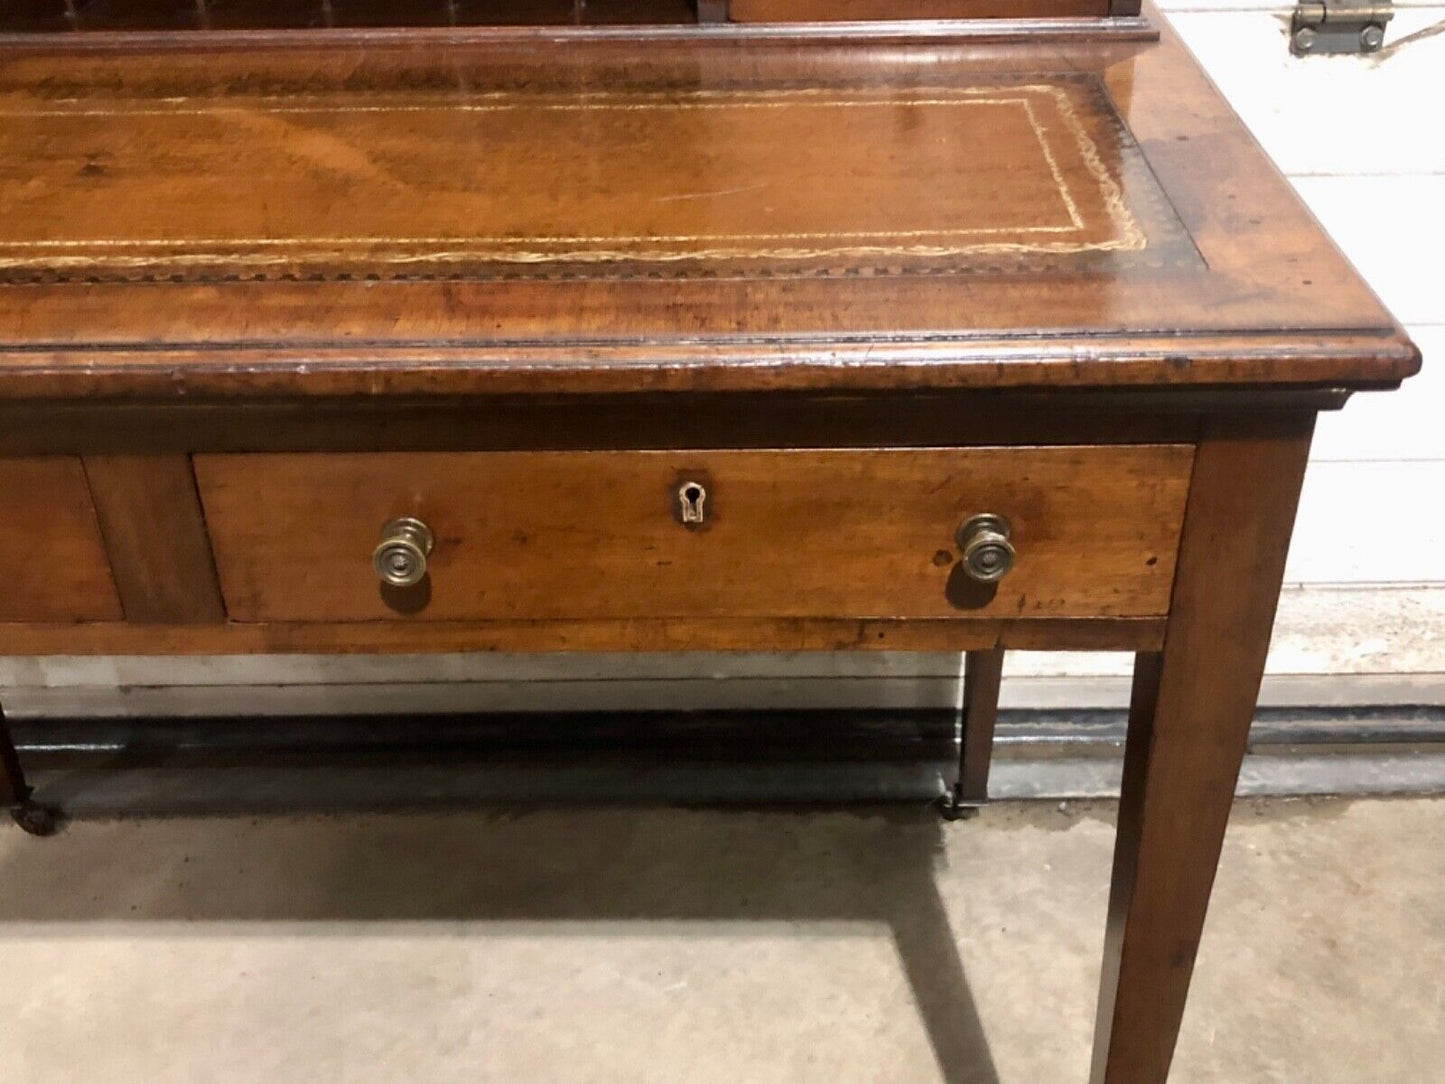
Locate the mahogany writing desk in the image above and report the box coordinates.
[0,2,1421,1079]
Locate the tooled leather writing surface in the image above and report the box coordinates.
[0,79,1193,281]
[0,17,1419,396]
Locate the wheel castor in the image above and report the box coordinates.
[937,790,982,822]
[10,801,62,837]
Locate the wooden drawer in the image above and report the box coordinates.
[0,457,122,622]
[194,447,1193,623]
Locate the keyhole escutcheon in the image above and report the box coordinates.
[678,481,707,525]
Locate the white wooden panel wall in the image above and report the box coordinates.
[4,6,1443,716]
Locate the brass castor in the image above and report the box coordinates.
[10,801,62,837]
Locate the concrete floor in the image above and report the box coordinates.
[0,798,1441,1083]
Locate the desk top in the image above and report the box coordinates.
[0,13,1419,398]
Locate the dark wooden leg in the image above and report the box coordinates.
[1,703,60,836]
[942,648,1005,819]
[1089,414,1314,1083]
[0,702,28,808]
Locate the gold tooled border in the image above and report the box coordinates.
[0,84,1147,272]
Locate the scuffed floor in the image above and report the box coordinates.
[0,798,1440,1083]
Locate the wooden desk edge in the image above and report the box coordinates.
[0,617,1167,656]
[0,16,1159,55]
[0,330,1420,401]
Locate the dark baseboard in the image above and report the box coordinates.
[10,706,1445,815]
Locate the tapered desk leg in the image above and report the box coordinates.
[942,648,1005,819]
[2,703,59,836]
[0,706,25,807]
[1090,415,1314,1083]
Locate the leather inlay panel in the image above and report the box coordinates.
[0,76,1197,282]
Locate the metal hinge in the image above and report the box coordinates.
[1291,0,1393,54]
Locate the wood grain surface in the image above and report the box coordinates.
[957,646,1005,803]
[194,446,1194,622]
[0,615,1167,656]
[1092,415,1315,1082]
[82,455,226,623]
[0,457,122,622]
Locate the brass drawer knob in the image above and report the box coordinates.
[957,513,1016,584]
[372,516,434,588]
